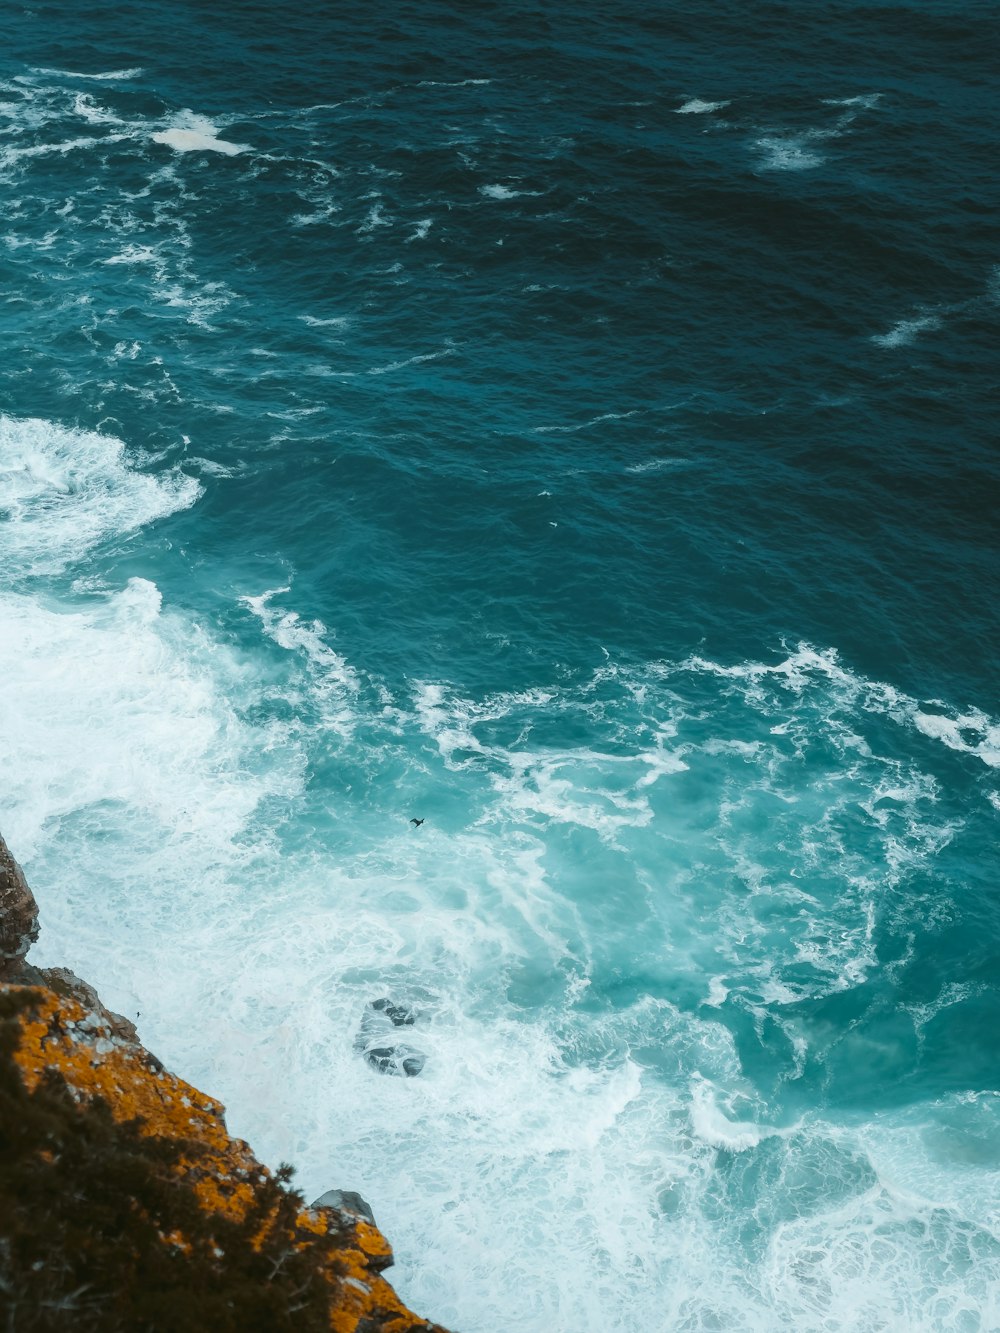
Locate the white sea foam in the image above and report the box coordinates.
[367,348,455,376]
[913,710,1000,768]
[299,314,352,328]
[0,581,302,860]
[871,314,942,348]
[533,409,640,434]
[762,1178,1000,1329]
[1,133,131,170]
[755,135,824,171]
[636,729,689,786]
[356,200,391,233]
[822,94,883,110]
[417,78,492,88]
[689,1077,784,1151]
[625,456,690,474]
[479,183,538,200]
[152,128,247,155]
[291,204,341,227]
[4,227,60,252]
[675,98,730,114]
[413,678,677,840]
[71,92,126,126]
[688,642,1000,772]
[103,243,160,266]
[184,456,239,478]
[152,113,249,156]
[30,66,144,81]
[753,96,881,173]
[488,750,656,837]
[76,178,239,330]
[242,589,360,736]
[705,977,730,1007]
[162,278,238,328]
[0,415,201,576]
[0,629,677,1328]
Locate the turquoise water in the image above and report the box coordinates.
[1,4,999,1328]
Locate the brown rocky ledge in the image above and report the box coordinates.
[0,831,450,1333]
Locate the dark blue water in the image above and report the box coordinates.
[2,4,998,1328]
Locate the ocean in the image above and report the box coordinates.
[1,2,998,1327]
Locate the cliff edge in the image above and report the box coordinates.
[0,832,451,1333]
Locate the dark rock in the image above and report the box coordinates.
[311,1189,376,1226]
[355,999,427,1077]
[0,832,39,976]
[370,998,416,1027]
[365,1046,426,1078]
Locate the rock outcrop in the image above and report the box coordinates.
[0,832,450,1333]
[0,830,39,973]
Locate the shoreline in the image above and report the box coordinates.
[0,830,451,1332]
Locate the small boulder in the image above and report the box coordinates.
[311,1189,376,1225]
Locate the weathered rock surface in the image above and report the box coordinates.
[0,831,38,975]
[35,964,141,1042]
[313,1189,377,1227]
[0,834,452,1332]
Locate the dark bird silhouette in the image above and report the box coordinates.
[410,817,424,827]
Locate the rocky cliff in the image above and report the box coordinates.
[0,832,450,1333]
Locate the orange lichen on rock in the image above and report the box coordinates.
[1,980,449,1332]
[11,985,261,1219]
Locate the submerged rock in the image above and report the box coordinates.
[370,997,416,1027]
[356,998,427,1077]
[366,1045,426,1078]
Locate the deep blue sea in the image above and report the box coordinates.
[2,2,999,1328]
